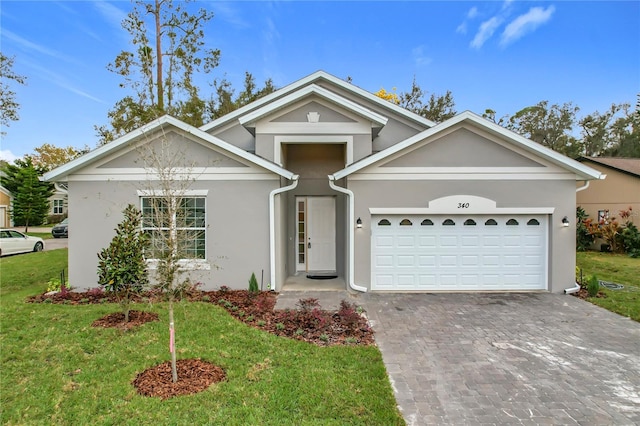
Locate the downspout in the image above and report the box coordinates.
[575,181,590,193]
[328,175,367,293]
[269,175,299,291]
[565,180,593,294]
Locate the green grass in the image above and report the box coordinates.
[576,251,640,322]
[0,250,403,425]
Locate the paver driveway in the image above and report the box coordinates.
[360,293,640,425]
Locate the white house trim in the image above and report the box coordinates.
[274,135,354,166]
[137,189,209,197]
[239,84,388,129]
[333,111,604,181]
[200,71,434,133]
[43,115,296,182]
[349,173,577,181]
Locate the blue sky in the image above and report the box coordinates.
[1,0,638,162]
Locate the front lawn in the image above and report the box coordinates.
[576,251,640,322]
[0,250,403,425]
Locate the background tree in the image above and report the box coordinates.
[0,53,27,134]
[603,97,640,157]
[507,100,582,157]
[0,158,54,230]
[97,0,220,144]
[97,204,150,323]
[579,103,628,157]
[375,77,456,123]
[206,72,276,120]
[29,143,89,171]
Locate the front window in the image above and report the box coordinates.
[141,197,206,260]
[52,199,64,214]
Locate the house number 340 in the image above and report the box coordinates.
[457,202,470,208]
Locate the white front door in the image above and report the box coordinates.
[307,197,336,272]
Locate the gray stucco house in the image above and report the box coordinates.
[44,71,602,293]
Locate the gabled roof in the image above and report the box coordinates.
[43,115,296,182]
[200,70,435,133]
[238,83,388,130]
[332,111,604,181]
[578,157,640,178]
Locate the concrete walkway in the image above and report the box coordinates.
[359,293,640,425]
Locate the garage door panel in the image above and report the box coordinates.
[371,214,547,291]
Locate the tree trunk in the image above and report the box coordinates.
[154,0,164,111]
[169,297,177,383]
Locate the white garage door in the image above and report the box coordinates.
[371,214,548,291]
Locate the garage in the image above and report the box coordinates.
[371,214,548,291]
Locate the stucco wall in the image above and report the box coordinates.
[576,163,640,226]
[68,179,278,291]
[349,179,577,293]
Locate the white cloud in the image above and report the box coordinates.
[500,6,555,47]
[467,6,478,19]
[2,30,72,61]
[212,2,249,29]
[457,7,478,34]
[0,149,19,163]
[471,16,502,49]
[456,22,467,34]
[93,1,127,31]
[412,46,432,67]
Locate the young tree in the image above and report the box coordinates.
[0,53,27,133]
[97,205,150,322]
[97,0,221,144]
[136,129,207,383]
[0,158,54,231]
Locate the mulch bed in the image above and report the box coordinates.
[571,288,606,300]
[132,358,226,399]
[27,289,375,346]
[91,310,159,330]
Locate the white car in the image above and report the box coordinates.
[0,229,45,256]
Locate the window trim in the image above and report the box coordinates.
[140,195,207,263]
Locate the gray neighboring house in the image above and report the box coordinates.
[44,71,603,293]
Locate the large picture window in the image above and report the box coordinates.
[141,197,206,260]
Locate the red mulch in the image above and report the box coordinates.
[91,310,159,330]
[571,288,606,300]
[132,358,226,399]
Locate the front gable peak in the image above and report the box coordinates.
[238,84,388,135]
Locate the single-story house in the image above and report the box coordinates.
[576,157,640,226]
[44,71,603,293]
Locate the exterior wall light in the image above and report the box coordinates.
[562,216,570,227]
[356,217,363,228]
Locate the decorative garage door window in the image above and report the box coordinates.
[371,214,547,291]
[400,219,412,226]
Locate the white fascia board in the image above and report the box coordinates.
[333,111,603,181]
[238,84,388,128]
[369,207,555,215]
[43,115,296,182]
[43,116,176,182]
[200,70,435,133]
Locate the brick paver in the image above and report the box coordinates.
[360,293,640,425]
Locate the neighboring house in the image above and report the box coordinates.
[0,184,12,228]
[48,184,68,222]
[576,157,640,227]
[44,71,603,293]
